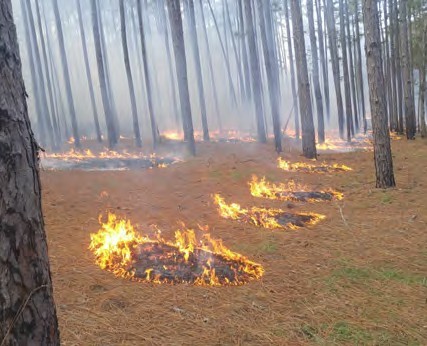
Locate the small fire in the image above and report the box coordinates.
[213,194,325,230]
[249,176,343,202]
[278,158,352,173]
[161,129,257,143]
[89,213,264,286]
[316,135,373,152]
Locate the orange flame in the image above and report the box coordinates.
[89,213,264,286]
[249,176,343,202]
[278,158,352,173]
[213,194,325,230]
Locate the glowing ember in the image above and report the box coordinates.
[249,176,343,202]
[278,158,352,173]
[89,213,263,286]
[213,194,325,229]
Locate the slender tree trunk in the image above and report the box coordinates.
[120,0,142,147]
[238,0,252,101]
[388,0,398,132]
[290,0,317,159]
[362,0,396,188]
[137,0,159,146]
[257,0,282,152]
[52,0,81,148]
[198,0,222,131]
[315,0,330,119]
[34,0,61,148]
[91,0,117,148]
[399,0,416,139]
[345,0,359,133]
[166,0,196,155]
[283,0,300,139]
[27,0,56,150]
[244,0,267,143]
[186,0,210,141]
[0,1,60,343]
[206,0,238,107]
[420,23,427,137]
[394,0,404,134]
[77,0,102,143]
[339,0,354,141]
[325,0,345,138]
[383,0,394,132]
[307,0,325,143]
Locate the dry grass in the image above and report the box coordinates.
[42,137,427,345]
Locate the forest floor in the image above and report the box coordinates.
[41,136,427,345]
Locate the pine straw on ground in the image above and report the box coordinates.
[42,138,427,345]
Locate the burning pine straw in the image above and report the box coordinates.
[249,176,343,202]
[42,149,177,171]
[213,194,325,230]
[89,213,263,286]
[278,158,352,174]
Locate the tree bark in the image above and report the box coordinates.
[388,0,398,132]
[399,0,416,139]
[166,0,196,155]
[362,0,396,188]
[52,0,81,148]
[420,23,427,137]
[290,0,317,159]
[283,0,300,139]
[244,0,267,143]
[120,0,142,147]
[325,0,345,138]
[307,0,325,143]
[257,0,282,152]
[0,1,60,343]
[77,0,102,143]
[394,0,404,134]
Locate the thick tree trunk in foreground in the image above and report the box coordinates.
[0,1,60,343]
[362,0,396,188]
[120,0,142,147]
[52,0,80,147]
[167,0,196,155]
[244,0,267,143]
[290,0,317,159]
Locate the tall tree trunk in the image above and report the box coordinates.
[186,0,210,141]
[34,0,61,148]
[325,0,345,138]
[77,0,102,143]
[420,23,427,138]
[244,0,267,143]
[307,0,325,143]
[394,0,404,134]
[52,0,81,148]
[238,0,252,101]
[339,0,354,141]
[91,0,117,148]
[0,1,60,343]
[166,0,196,155]
[283,0,300,139]
[345,0,359,133]
[27,0,56,150]
[388,0,398,132]
[120,0,142,147]
[315,0,330,119]
[257,0,282,152]
[362,0,396,188]
[399,0,416,139]
[198,0,222,131]
[137,0,159,146]
[383,0,393,131]
[290,0,317,159]
[354,2,367,133]
[206,0,238,107]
